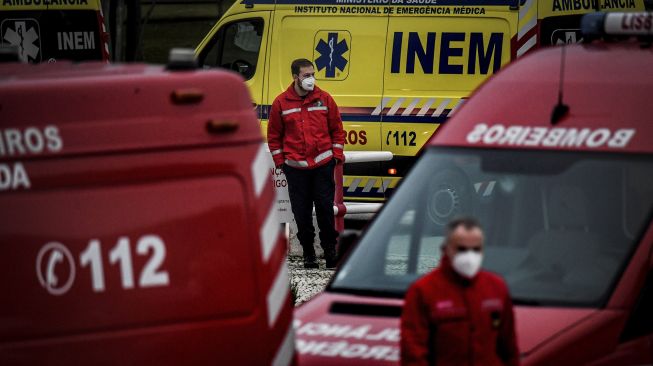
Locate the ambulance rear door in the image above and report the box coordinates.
[380,1,516,199]
[266,2,389,201]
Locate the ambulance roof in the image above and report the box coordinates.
[431,41,653,154]
[0,62,261,158]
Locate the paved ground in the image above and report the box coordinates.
[288,257,335,306]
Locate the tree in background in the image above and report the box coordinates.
[101,0,235,63]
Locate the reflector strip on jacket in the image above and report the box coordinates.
[333,143,344,149]
[307,106,328,112]
[285,159,309,168]
[315,149,333,163]
[281,108,301,116]
[285,150,333,168]
[271,149,282,156]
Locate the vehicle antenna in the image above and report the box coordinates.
[550,45,569,125]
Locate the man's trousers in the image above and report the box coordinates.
[283,159,338,263]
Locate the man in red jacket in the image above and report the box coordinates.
[401,217,519,366]
[267,58,346,269]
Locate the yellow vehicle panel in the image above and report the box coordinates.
[195,0,643,201]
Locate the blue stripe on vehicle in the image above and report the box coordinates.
[259,105,450,124]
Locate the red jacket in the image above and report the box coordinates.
[401,256,520,366]
[267,84,345,168]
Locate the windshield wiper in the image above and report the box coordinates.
[512,298,542,306]
[328,286,405,299]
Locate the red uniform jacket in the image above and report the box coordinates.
[401,256,520,366]
[267,84,345,168]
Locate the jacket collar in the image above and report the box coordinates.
[284,82,322,102]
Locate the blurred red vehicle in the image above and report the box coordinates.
[295,12,653,366]
[0,53,294,365]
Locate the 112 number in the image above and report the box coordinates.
[79,235,169,292]
[386,130,416,146]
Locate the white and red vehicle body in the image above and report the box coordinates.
[295,12,653,366]
[0,61,293,365]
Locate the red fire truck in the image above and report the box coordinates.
[0,51,293,365]
[295,12,653,365]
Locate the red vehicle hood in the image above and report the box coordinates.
[294,293,403,365]
[295,293,598,365]
[514,306,596,356]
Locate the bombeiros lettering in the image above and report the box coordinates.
[0,162,30,190]
[466,123,636,148]
[0,125,62,156]
[0,125,63,192]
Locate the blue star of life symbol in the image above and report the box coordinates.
[315,32,348,78]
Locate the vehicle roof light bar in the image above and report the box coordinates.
[582,12,653,40]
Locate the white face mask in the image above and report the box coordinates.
[452,251,483,279]
[300,76,315,91]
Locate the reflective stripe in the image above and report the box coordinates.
[372,97,391,116]
[260,203,280,263]
[402,98,421,116]
[285,150,333,168]
[252,144,271,197]
[332,143,344,149]
[417,98,436,117]
[281,108,301,116]
[270,149,282,156]
[432,99,451,117]
[348,178,361,193]
[314,150,333,163]
[307,106,328,112]
[517,35,537,57]
[518,14,537,40]
[363,178,377,193]
[448,99,466,117]
[272,325,295,366]
[387,97,405,116]
[285,159,309,168]
[267,260,290,328]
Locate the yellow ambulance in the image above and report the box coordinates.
[195,0,644,202]
[1,0,109,63]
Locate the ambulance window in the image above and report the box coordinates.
[200,19,263,80]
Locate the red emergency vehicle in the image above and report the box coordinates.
[0,52,293,365]
[295,12,653,365]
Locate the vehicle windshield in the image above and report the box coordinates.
[331,148,653,307]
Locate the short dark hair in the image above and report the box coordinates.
[291,58,314,76]
[445,216,482,239]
